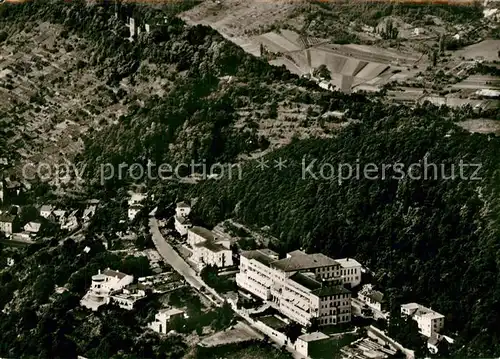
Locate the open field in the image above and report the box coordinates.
[453,39,500,61]
[180,0,431,92]
[457,119,500,135]
[198,321,263,348]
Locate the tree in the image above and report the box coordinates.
[313,65,331,80]
[284,322,302,344]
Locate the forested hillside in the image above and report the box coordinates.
[2,1,500,358]
[184,105,500,357]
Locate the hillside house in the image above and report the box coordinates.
[24,221,41,237]
[188,226,233,270]
[358,284,387,312]
[110,286,147,310]
[80,269,134,311]
[401,303,445,338]
[174,201,192,236]
[0,214,15,236]
[39,205,54,219]
[148,308,185,334]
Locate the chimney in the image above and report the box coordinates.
[98,269,101,275]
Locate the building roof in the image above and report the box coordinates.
[240,249,277,266]
[102,269,129,280]
[298,331,329,342]
[312,285,351,298]
[335,258,362,268]
[40,205,53,213]
[289,272,322,291]
[196,240,227,253]
[25,222,41,233]
[189,226,216,241]
[271,252,338,272]
[176,201,190,208]
[160,308,185,317]
[175,215,191,225]
[402,303,444,319]
[366,291,384,303]
[287,249,307,257]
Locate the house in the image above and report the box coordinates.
[236,249,352,327]
[335,258,362,287]
[175,202,191,217]
[39,205,54,219]
[82,204,97,222]
[0,214,15,236]
[128,205,142,221]
[294,332,330,358]
[358,284,387,312]
[80,269,134,311]
[110,286,147,310]
[61,210,79,231]
[24,221,41,236]
[53,209,67,224]
[174,215,192,236]
[128,192,146,221]
[401,303,445,338]
[174,202,192,236]
[188,226,233,270]
[148,308,185,334]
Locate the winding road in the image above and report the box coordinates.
[148,217,224,305]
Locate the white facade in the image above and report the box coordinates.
[401,303,445,338]
[358,284,385,312]
[80,269,134,311]
[236,249,352,327]
[188,226,233,270]
[128,206,142,221]
[148,308,185,334]
[0,215,14,235]
[128,193,146,221]
[335,258,362,287]
[174,216,191,236]
[175,202,191,218]
[294,332,329,358]
[39,205,53,219]
[24,222,41,234]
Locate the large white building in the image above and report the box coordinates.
[236,249,353,327]
[80,269,134,311]
[187,226,233,270]
[401,303,445,338]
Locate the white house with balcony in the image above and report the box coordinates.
[148,308,185,334]
[80,269,134,311]
[401,303,445,338]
